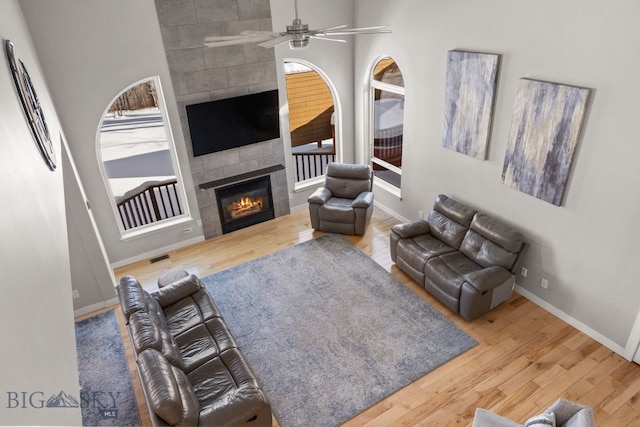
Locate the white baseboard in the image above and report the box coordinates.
[74,296,120,318]
[515,285,627,358]
[110,235,205,269]
[373,200,409,223]
[290,203,307,213]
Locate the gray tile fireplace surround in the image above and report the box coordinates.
[191,138,290,239]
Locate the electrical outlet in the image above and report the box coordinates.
[541,278,549,289]
[418,210,424,219]
[521,267,528,277]
[72,290,80,299]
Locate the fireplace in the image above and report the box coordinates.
[215,176,275,234]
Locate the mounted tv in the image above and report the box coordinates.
[186,90,280,157]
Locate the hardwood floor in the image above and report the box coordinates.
[80,208,640,426]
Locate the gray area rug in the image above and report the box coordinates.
[202,234,477,427]
[75,310,141,426]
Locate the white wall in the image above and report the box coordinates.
[270,0,357,207]
[63,141,118,316]
[20,0,203,269]
[354,0,640,352]
[0,1,81,424]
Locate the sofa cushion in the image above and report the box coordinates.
[187,348,261,408]
[470,213,524,253]
[162,288,223,337]
[173,318,238,373]
[318,198,356,222]
[425,252,483,300]
[137,348,200,426]
[325,177,371,199]
[397,234,457,271]
[427,195,477,249]
[461,214,523,270]
[154,274,203,308]
[433,194,476,224]
[129,311,184,369]
[324,163,371,198]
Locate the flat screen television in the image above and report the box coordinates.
[186,90,280,157]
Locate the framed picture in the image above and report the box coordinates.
[502,78,590,206]
[5,39,56,171]
[441,50,500,160]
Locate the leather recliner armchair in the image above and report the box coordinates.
[308,162,374,235]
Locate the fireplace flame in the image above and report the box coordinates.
[227,197,264,219]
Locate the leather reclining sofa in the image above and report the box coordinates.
[117,272,272,427]
[390,194,525,321]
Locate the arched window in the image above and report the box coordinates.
[97,76,188,234]
[284,61,340,187]
[369,57,405,193]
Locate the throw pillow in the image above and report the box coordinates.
[525,411,556,427]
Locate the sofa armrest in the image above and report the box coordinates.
[152,274,202,308]
[546,398,595,426]
[198,387,271,427]
[308,187,332,205]
[352,191,374,208]
[472,408,522,427]
[464,266,513,293]
[391,220,430,239]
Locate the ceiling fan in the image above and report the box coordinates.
[204,0,390,50]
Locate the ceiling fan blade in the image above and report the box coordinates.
[258,35,294,49]
[239,30,280,36]
[313,24,348,32]
[308,35,346,43]
[204,35,275,48]
[320,25,391,36]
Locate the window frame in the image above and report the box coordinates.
[96,76,190,238]
[368,58,405,197]
[282,59,342,192]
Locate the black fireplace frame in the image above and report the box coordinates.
[215,175,275,234]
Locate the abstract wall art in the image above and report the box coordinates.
[502,79,590,206]
[441,50,500,160]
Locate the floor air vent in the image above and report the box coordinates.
[150,254,170,264]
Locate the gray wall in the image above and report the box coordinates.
[0,0,81,424]
[154,0,289,239]
[20,0,204,270]
[353,0,640,352]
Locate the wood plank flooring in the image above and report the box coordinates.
[78,208,640,426]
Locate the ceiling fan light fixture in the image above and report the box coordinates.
[287,19,308,34]
[289,38,309,49]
